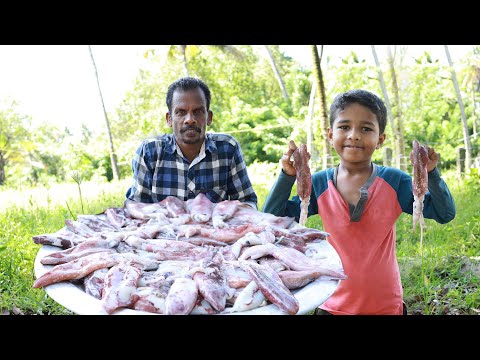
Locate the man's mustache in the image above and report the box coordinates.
[181,126,201,133]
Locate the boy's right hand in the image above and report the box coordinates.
[281,140,298,176]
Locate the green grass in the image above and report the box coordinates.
[1,168,479,315]
[0,179,131,314]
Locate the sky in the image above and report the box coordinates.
[0,45,153,133]
[0,45,474,134]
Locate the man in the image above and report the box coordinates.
[126,76,258,208]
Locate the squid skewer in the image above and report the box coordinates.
[410,139,429,249]
[292,143,312,226]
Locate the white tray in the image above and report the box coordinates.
[34,241,341,315]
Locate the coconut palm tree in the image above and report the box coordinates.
[461,46,480,138]
[306,81,316,168]
[371,45,407,169]
[264,45,289,101]
[444,45,472,170]
[371,46,396,162]
[386,46,406,170]
[311,45,331,168]
[88,45,120,181]
[165,45,245,77]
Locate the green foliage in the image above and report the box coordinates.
[0,204,73,314]
[107,45,311,167]
[2,45,480,315]
[464,167,480,193]
[402,52,464,167]
[2,45,480,201]
[220,99,295,163]
[0,167,479,315]
[0,178,130,314]
[247,161,281,209]
[0,99,31,185]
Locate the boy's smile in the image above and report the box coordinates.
[343,145,365,150]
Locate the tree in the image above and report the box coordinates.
[165,45,245,78]
[311,45,331,169]
[88,45,120,181]
[371,45,406,169]
[264,45,289,101]
[386,46,406,170]
[462,46,480,138]
[444,45,473,170]
[27,123,68,185]
[168,45,189,76]
[0,99,30,185]
[371,45,396,160]
[402,51,461,168]
[306,81,316,167]
[112,45,300,167]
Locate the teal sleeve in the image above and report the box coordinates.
[262,170,297,217]
[262,170,319,223]
[398,167,456,224]
[423,167,456,223]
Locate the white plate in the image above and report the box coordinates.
[34,241,342,315]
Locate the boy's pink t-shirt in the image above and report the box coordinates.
[319,177,404,315]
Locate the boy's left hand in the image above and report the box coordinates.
[426,146,439,172]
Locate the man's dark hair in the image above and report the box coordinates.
[329,89,387,134]
[166,77,211,113]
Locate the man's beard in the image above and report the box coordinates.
[180,126,203,144]
[182,137,203,144]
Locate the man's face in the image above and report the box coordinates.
[166,88,212,146]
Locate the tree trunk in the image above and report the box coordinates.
[0,151,5,185]
[387,46,406,170]
[306,81,316,168]
[311,45,331,169]
[371,46,397,167]
[264,45,289,101]
[180,45,189,77]
[444,45,472,170]
[473,87,477,137]
[88,45,120,181]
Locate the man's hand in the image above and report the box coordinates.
[281,140,298,176]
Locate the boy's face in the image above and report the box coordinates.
[328,103,385,165]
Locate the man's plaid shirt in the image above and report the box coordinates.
[126,133,258,208]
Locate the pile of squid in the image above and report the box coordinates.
[32,194,346,315]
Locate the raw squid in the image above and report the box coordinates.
[292,143,312,226]
[33,193,346,315]
[410,139,429,247]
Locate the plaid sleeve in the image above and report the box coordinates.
[227,139,258,208]
[125,141,155,203]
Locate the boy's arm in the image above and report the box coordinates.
[262,170,297,217]
[399,167,456,224]
[415,145,456,223]
[423,167,456,223]
[263,170,320,223]
[263,139,318,222]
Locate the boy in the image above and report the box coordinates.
[262,89,456,315]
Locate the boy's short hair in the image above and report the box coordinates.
[166,77,211,113]
[329,89,387,134]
